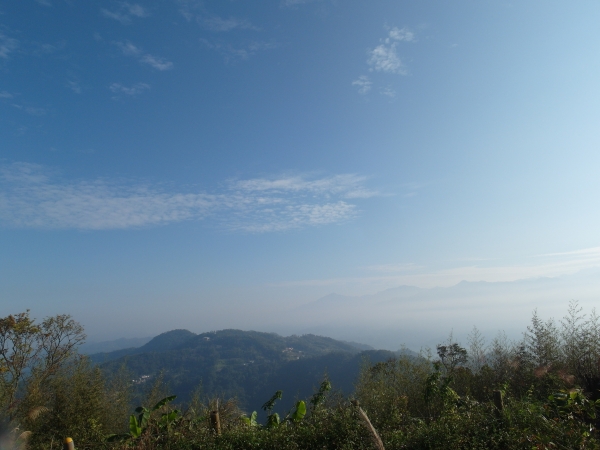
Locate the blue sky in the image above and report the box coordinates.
[2,1,600,344]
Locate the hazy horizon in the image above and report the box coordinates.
[76,267,600,352]
[2,1,600,351]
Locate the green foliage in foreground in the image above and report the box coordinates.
[104,392,600,450]
[3,301,600,449]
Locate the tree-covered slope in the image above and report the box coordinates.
[95,329,388,411]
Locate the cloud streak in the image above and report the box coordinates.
[0,33,19,59]
[102,3,149,24]
[352,76,372,94]
[175,2,258,32]
[12,104,46,116]
[0,163,376,232]
[201,39,278,62]
[274,247,600,290]
[116,41,173,71]
[280,0,322,7]
[109,82,150,97]
[67,80,82,94]
[201,16,260,32]
[0,163,212,230]
[230,173,376,198]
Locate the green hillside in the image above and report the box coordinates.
[95,329,391,411]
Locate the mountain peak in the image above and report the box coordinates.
[140,329,197,352]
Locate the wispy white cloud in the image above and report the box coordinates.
[248,41,279,53]
[67,80,82,94]
[387,27,415,43]
[227,201,356,233]
[176,0,203,21]
[231,173,378,198]
[366,26,415,75]
[0,164,377,232]
[368,44,405,74]
[380,86,396,98]
[352,76,372,95]
[0,33,19,59]
[394,252,600,287]
[0,91,14,98]
[201,16,260,32]
[281,0,321,7]
[126,3,149,18]
[175,1,257,32]
[102,3,149,24]
[109,82,150,97]
[274,247,600,290]
[220,174,377,231]
[12,104,46,116]
[102,9,130,23]
[115,41,173,71]
[0,163,213,230]
[201,39,277,62]
[36,41,66,54]
[535,247,600,258]
[352,27,414,96]
[140,54,173,71]
[116,40,141,56]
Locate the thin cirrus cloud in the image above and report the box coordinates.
[0,163,378,232]
[201,39,278,62]
[275,248,600,290]
[101,3,149,24]
[115,41,173,71]
[0,32,19,59]
[280,0,322,7]
[12,104,47,116]
[176,1,258,32]
[109,82,150,97]
[380,86,396,98]
[67,80,82,94]
[231,174,378,199]
[201,16,260,32]
[352,76,372,95]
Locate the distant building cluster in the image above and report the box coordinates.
[132,375,151,384]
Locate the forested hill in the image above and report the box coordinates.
[91,329,399,413]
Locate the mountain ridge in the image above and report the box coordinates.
[90,328,398,413]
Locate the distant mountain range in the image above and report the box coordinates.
[90,329,408,414]
[277,271,600,349]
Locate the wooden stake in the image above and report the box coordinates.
[63,437,75,450]
[493,390,504,417]
[210,410,221,435]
